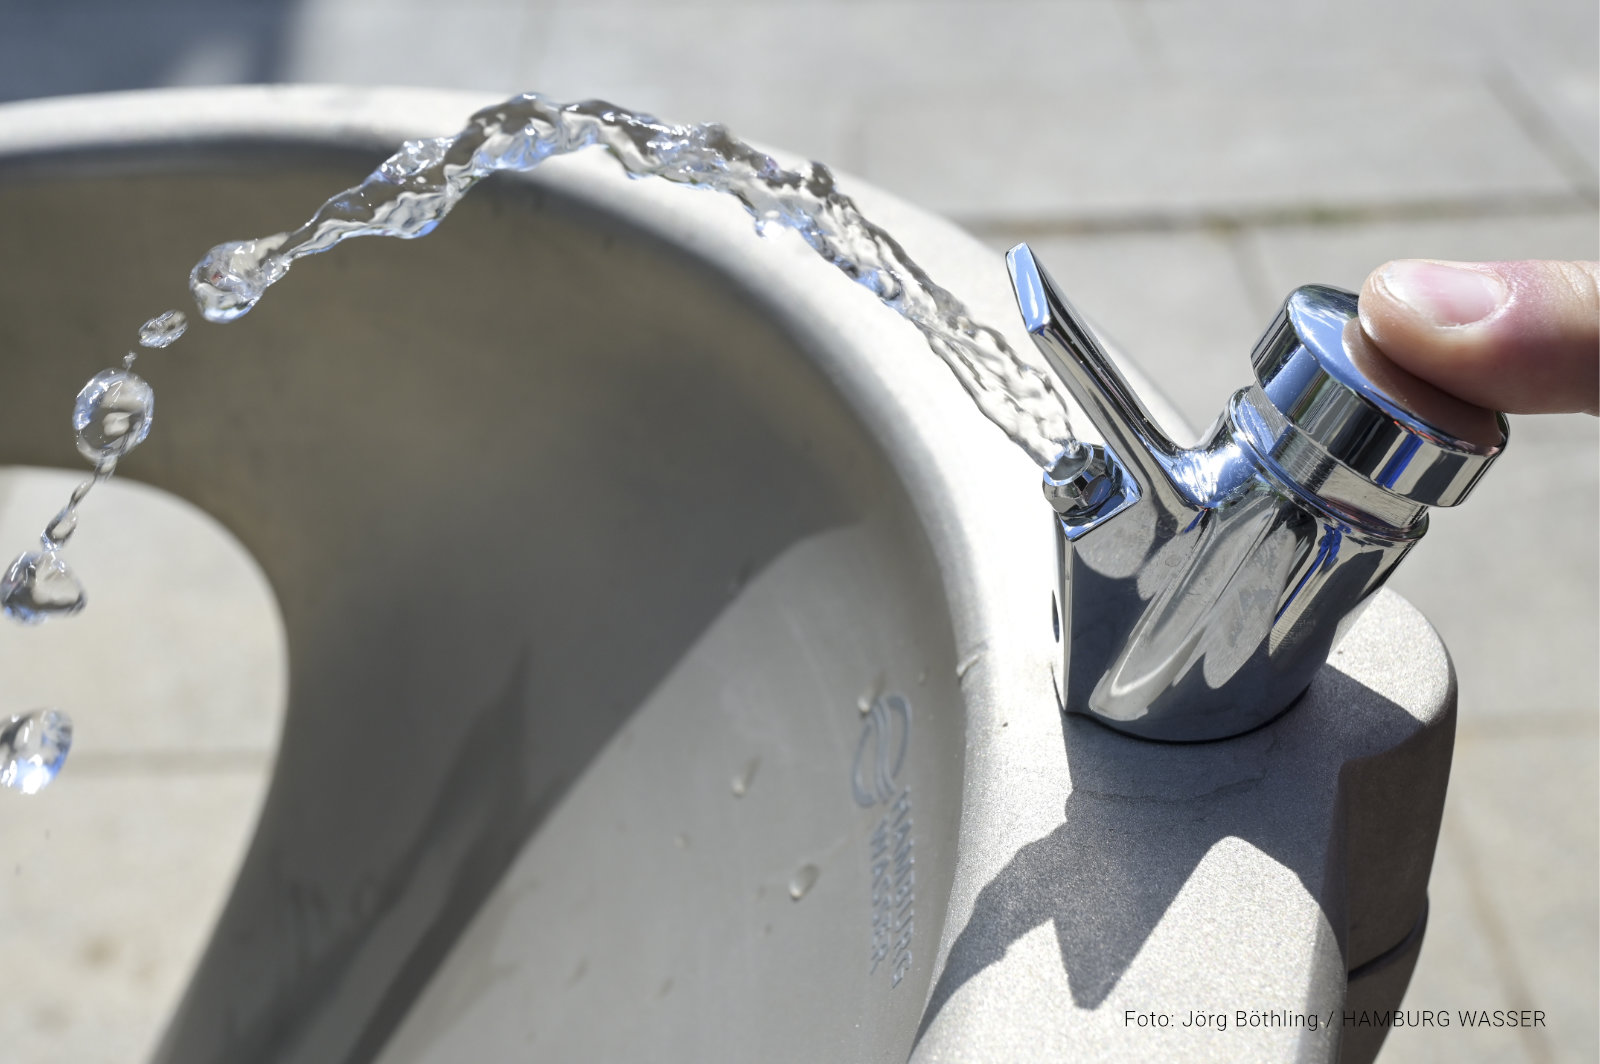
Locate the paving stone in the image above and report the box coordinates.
[280,0,534,93]
[1463,0,1599,77]
[1143,0,1600,193]
[0,5,294,103]
[859,71,1575,224]
[530,1,1144,95]
[1385,818,1534,1064]
[523,1,1142,170]
[1387,426,1598,722]
[1497,61,1600,183]
[1247,211,1600,305]
[1441,724,1600,1064]
[1140,0,1597,81]
[0,769,269,1064]
[1138,0,1466,80]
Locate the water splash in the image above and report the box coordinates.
[189,93,1076,466]
[0,710,73,794]
[72,368,154,466]
[0,550,87,624]
[0,91,1082,793]
[2,362,153,644]
[138,310,188,349]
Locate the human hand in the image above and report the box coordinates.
[1358,259,1599,416]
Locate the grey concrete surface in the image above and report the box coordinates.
[0,0,1593,1061]
[0,472,283,1064]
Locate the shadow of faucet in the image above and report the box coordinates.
[919,658,1449,1036]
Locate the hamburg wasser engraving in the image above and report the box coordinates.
[853,692,915,987]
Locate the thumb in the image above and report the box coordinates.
[1358,259,1599,416]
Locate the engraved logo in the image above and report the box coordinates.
[854,692,915,988]
[852,692,910,808]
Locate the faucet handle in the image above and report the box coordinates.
[1238,285,1507,527]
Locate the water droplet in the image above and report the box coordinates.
[73,369,153,465]
[788,864,820,901]
[189,236,287,323]
[138,310,188,348]
[1,551,86,623]
[858,671,885,715]
[673,833,690,849]
[1,710,72,795]
[731,756,760,797]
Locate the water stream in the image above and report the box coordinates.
[0,91,1080,792]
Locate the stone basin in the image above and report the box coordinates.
[0,87,1451,1064]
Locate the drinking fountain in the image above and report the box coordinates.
[0,87,1464,1064]
[1009,244,1503,741]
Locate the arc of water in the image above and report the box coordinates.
[190,93,1078,467]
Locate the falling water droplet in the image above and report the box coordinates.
[138,310,188,348]
[73,369,154,465]
[0,710,72,795]
[731,756,760,797]
[788,864,820,901]
[1,551,86,624]
[189,236,288,323]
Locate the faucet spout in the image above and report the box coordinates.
[1005,243,1184,514]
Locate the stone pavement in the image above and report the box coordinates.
[0,1,1593,1061]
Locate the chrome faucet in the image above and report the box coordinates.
[1007,243,1507,741]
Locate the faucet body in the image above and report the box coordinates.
[1054,398,1421,740]
[1009,244,1505,741]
